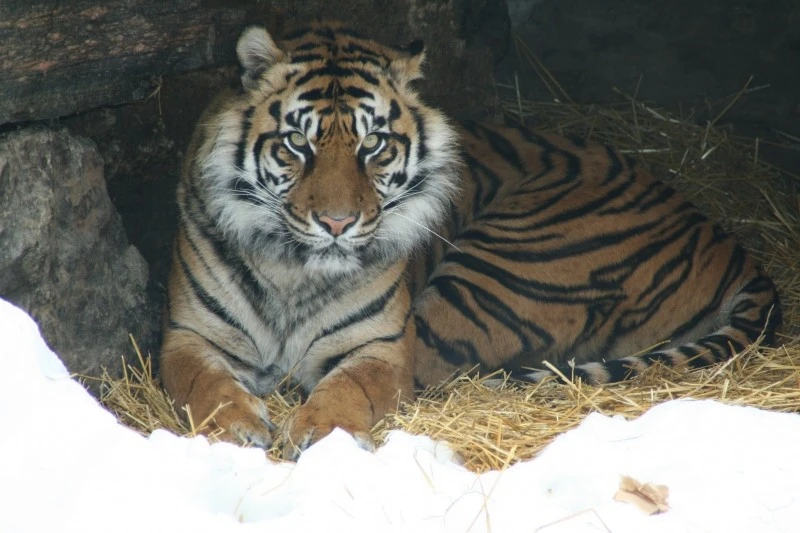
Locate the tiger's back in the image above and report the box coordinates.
[413,122,780,384]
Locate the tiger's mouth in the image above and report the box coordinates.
[281,208,377,251]
[284,224,373,252]
[279,219,376,273]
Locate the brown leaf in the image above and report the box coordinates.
[613,475,670,515]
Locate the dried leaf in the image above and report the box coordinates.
[614,475,670,515]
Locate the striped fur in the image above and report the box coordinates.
[412,123,781,386]
[160,22,781,458]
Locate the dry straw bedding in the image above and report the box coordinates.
[96,70,800,473]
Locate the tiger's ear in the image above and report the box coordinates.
[236,26,287,91]
[389,39,426,86]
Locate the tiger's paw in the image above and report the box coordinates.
[203,394,275,449]
[281,401,374,461]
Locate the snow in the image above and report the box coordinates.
[1,296,799,533]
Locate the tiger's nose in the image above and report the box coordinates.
[312,211,359,237]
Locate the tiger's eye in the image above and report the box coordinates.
[362,133,380,150]
[288,132,308,148]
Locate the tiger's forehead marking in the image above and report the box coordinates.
[281,25,396,71]
[260,27,409,147]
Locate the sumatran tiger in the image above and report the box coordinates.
[160,21,781,459]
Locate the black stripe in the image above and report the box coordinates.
[678,345,700,358]
[600,145,625,185]
[388,170,406,186]
[167,321,270,378]
[428,277,489,333]
[350,67,379,85]
[292,53,325,63]
[517,170,637,232]
[340,54,384,68]
[182,204,276,326]
[229,177,261,205]
[295,64,379,86]
[235,107,256,170]
[388,100,401,122]
[463,153,502,218]
[667,243,748,342]
[268,101,282,122]
[480,180,582,223]
[444,252,621,304]
[468,121,526,172]
[321,353,348,376]
[377,146,399,167]
[638,185,676,211]
[408,106,428,163]
[602,359,637,382]
[643,351,674,368]
[635,228,699,305]
[309,277,403,348]
[298,88,326,101]
[509,129,586,201]
[423,274,554,364]
[415,315,479,367]
[320,330,405,376]
[597,180,663,215]
[695,339,727,364]
[294,41,321,52]
[458,228,561,246]
[175,245,257,347]
[343,85,374,99]
[284,70,299,84]
[590,214,703,286]
[475,218,664,264]
[342,42,379,57]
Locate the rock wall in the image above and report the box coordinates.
[0,129,157,382]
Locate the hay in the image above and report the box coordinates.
[99,72,800,472]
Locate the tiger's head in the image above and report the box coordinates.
[199,22,460,275]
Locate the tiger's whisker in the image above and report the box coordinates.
[386,212,461,252]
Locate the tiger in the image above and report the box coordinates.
[159,21,781,460]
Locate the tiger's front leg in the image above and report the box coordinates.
[160,329,275,448]
[282,321,416,460]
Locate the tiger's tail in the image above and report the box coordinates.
[513,273,782,385]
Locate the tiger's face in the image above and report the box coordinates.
[200,24,460,275]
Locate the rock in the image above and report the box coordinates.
[0,127,157,384]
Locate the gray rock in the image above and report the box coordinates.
[0,127,157,384]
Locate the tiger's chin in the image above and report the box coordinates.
[302,247,364,276]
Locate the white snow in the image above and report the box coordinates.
[1,296,799,533]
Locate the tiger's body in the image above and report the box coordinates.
[160,22,781,458]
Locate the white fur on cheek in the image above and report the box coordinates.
[199,111,286,251]
[376,112,461,258]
